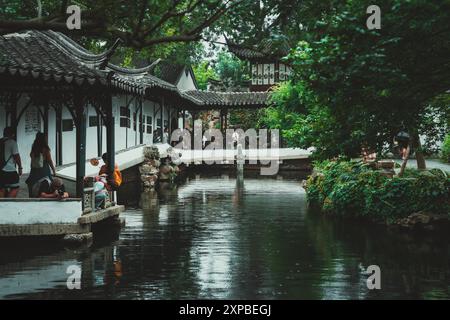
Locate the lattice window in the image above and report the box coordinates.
[119,106,130,128]
[146,116,153,134]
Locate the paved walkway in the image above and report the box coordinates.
[394,159,450,172]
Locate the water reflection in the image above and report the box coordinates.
[0,174,448,299]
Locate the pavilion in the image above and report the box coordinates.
[0,30,272,237]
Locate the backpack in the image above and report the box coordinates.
[107,167,122,191]
[100,164,122,191]
[0,138,12,170]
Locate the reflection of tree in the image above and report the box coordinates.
[233,191,325,299]
[303,210,450,299]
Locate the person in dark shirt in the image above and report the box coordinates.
[39,177,69,199]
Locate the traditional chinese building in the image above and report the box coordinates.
[226,37,292,92]
[0,29,271,238]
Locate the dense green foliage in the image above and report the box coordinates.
[442,135,450,164]
[306,161,450,222]
[213,52,249,87]
[192,61,217,90]
[193,51,250,90]
[261,0,450,165]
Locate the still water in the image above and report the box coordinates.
[0,174,448,299]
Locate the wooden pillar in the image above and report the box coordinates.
[97,111,103,157]
[8,94,18,130]
[160,97,164,139]
[224,109,228,130]
[182,109,186,129]
[167,104,171,131]
[75,94,87,199]
[105,96,115,183]
[43,106,49,138]
[55,106,63,166]
[139,98,144,145]
[125,96,128,149]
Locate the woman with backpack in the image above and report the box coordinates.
[25,132,56,197]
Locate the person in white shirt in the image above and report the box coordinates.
[0,127,23,198]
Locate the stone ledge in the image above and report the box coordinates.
[0,223,90,237]
[77,205,125,225]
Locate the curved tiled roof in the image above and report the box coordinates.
[227,37,291,63]
[182,90,270,108]
[0,30,109,85]
[0,30,269,108]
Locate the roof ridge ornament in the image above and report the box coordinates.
[146,58,161,74]
[98,38,122,70]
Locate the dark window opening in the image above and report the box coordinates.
[120,118,130,128]
[62,119,73,132]
[89,116,98,127]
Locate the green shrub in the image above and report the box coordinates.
[441,135,450,163]
[306,160,450,222]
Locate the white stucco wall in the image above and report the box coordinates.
[176,67,197,91]
[0,200,82,224]
[0,93,178,176]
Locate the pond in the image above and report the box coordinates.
[0,173,448,299]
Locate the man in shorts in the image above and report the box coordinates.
[0,127,23,198]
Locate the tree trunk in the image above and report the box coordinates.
[411,132,426,170]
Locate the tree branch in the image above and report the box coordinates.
[0,0,245,49]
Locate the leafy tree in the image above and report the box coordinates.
[229,109,262,131]
[0,1,314,66]
[0,0,314,50]
[0,0,242,48]
[441,135,450,163]
[192,61,217,90]
[212,51,250,88]
[263,0,450,168]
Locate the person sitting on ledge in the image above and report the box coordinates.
[38,177,69,199]
[93,175,108,210]
[98,153,122,191]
